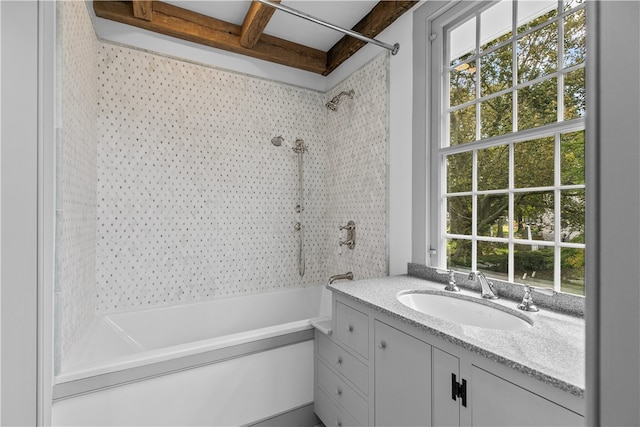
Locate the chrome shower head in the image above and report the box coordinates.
[271,136,284,146]
[326,90,355,111]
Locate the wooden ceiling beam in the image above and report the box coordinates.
[240,0,280,49]
[93,1,327,74]
[132,0,153,21]
[323,1,418,76]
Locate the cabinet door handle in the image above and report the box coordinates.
[379,340,387,349]
[451,373,457,401]
[336,387,342,396]
[347,324,354,332]
[451,373,468,408]
[337,356,343,365]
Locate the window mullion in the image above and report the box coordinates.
[512,0,518,133]
[472,10,480,272]
[508,141,515,283]
[509,0,517,283]
[558,0,565,123]
[554,134,562,292]
[475,10,482,142]
[555,0,564,292]
[472,149,478,272]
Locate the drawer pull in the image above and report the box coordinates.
[337,356,343,365]
[347,324,354,332]
[336,387,342,396]
[379,340,387,349]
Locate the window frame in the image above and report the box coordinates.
[428,0,586,294]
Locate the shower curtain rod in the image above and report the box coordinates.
[255,0,400,55]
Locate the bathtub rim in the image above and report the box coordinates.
[52,327,314,401]
[56,317,317,383]
[57,285,330,381]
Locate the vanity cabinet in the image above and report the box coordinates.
[374,320,431,426]
[316,294,585,427]
[314,301,371,427]
[432,347,462,427]
[469,366,584,426]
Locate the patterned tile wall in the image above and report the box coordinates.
[94,45,389,313]
[55,0,99,366]
[324,54,389,281]
[95,44,331,312]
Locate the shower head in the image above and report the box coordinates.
[326,90,355,111]
[271,136,284,146]
[325,101,338,111]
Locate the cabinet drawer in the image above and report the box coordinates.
[335,301,369,359]
[315,386,360,427]
[318,332,369,395]
[317,359,368,426]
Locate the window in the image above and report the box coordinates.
[431,0,586,295]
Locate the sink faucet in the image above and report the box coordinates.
[517,284,555,312]
[329,272,354,284]
[468,271,498,299]
[436,269,460,292]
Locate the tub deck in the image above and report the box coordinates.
[54,286,329,400]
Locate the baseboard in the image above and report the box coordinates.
[246,402,319,427]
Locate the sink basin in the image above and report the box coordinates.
[397,291,532,330]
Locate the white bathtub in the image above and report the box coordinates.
[52,286,331,426]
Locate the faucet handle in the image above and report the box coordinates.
[518,284,554,312]
[445,270,460,292]
[517,286,538,312]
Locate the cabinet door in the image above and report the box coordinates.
[374,320,431,427]
[432,347,461,427]
[470,366,584,427]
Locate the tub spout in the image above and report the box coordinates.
[329,272,354,284]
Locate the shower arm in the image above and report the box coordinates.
[256,0,400,55]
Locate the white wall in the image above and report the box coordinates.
[587,2,640,425]
[55,0,99,368]
[1,1,39,424]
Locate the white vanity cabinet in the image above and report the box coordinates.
[314,301,371,427]
[432,347,462,427]
[374,320,431,426]
[316,294,585,427]
[469,366,584,426]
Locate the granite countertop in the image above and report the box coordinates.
[327,275,585,398]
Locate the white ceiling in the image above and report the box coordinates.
[155,1,379,51]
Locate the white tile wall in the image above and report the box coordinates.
[93,45,389,313]
[55,0,99,366]
[324,54,389,281]
[95,44,332,312]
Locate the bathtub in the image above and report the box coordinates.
[52,286,331,426]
